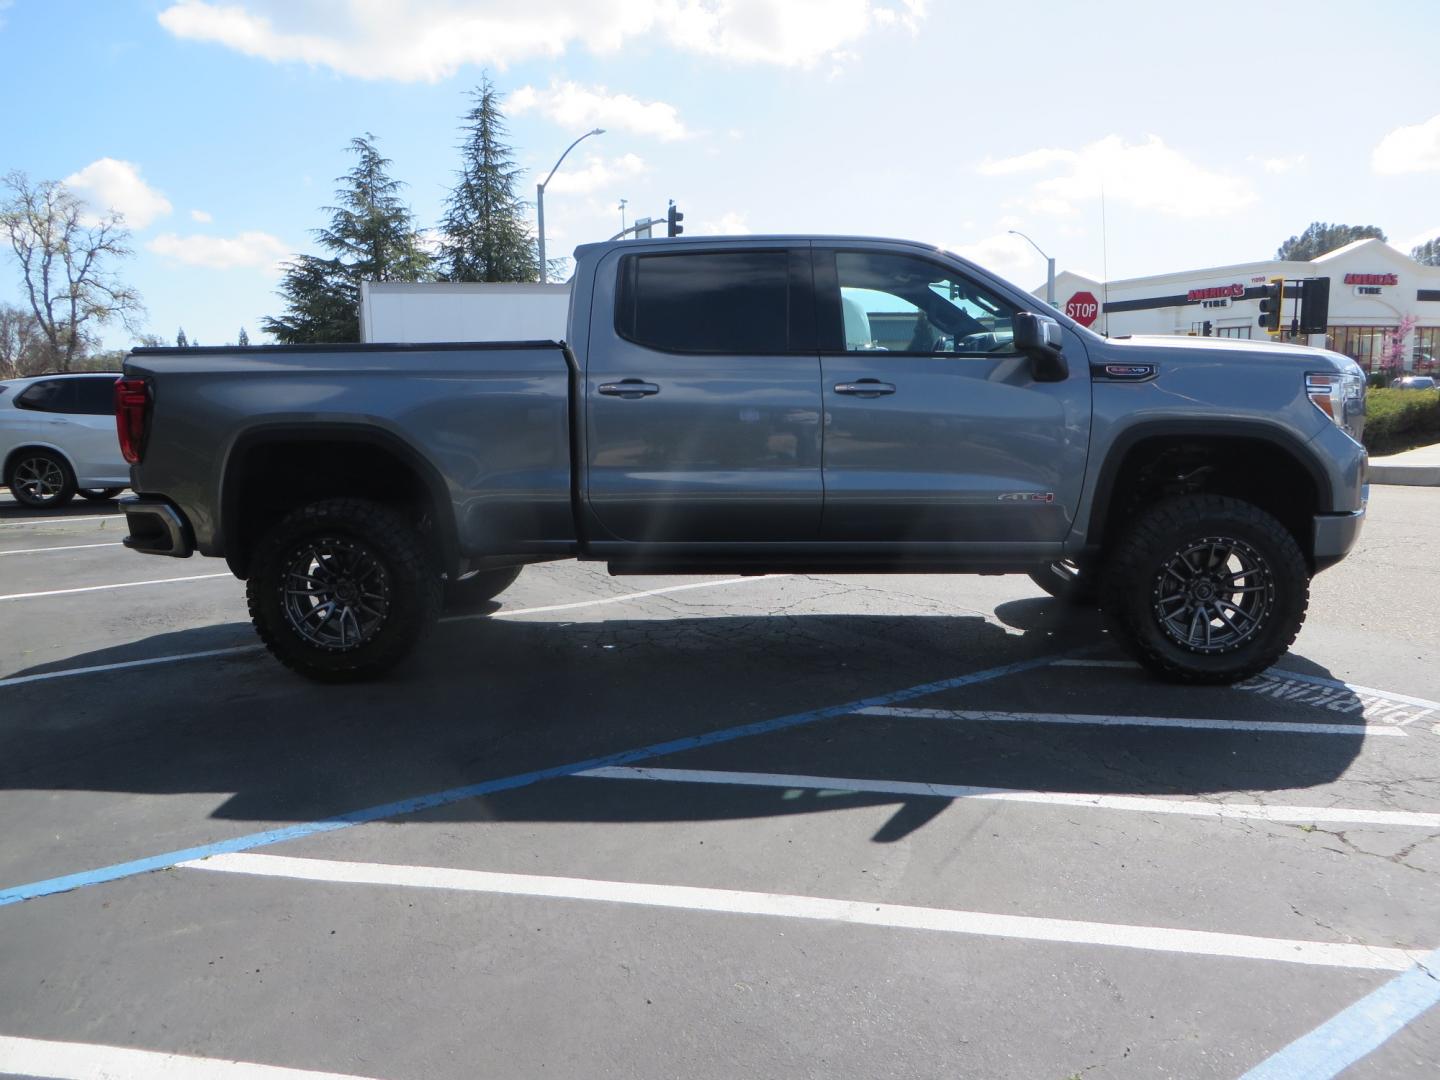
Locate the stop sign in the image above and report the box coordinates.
[1065,291,1100,327]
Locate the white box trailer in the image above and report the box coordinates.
[359,281,572,344]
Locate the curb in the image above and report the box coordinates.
[1368,463,1440,487]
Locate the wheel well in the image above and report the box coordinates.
[222,436,455,578]
[3,444,73,484]
[1094,437,1320,565]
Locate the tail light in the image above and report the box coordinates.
[115,377,151,464]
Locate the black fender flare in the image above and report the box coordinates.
[1085,419,1333,546]
[219,422,459,578]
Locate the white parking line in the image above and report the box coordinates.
[581,766,1440,829]
[0,572,232,602]
[0,576,782,687]
[0,513,121,527]
[441,574,788,623]
[182,853,1426,972]
[0,646,264,689]
[0,1034,383,1079]
[856,706,1406,737]
[0,541,124,556]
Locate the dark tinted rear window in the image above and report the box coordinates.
[618,251,791,354]
[73,377,117,415]
[15,379,73,412]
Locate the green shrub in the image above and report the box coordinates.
[1363,387,1440,456]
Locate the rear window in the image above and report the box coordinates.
[616,250,791,354]
[15,379,73,412]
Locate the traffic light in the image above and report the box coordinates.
[666,201,684,237]
[1257,277,1284,334]
[1299,277,1330,334]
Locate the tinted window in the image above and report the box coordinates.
[73,377,118,415]
[619,251,790,354]
[825,251,1019,355]
[15,379,74,412]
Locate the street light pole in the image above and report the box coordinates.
[1008,229,1056,308]
[537,127,604,284]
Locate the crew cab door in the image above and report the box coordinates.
[816,247,1090,542]
[584,243,822,542]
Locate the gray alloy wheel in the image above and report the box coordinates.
[280,536,393,651]
[1151,535,1275,654]
[9,451,76,509]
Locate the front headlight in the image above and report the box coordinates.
[1306,371,1366,441]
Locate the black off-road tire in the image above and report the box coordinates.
[443,564,523,611]
[1100,495,1310,685]
[7,449,77,509]
[79,487,125,502]
[1028,560,1100,605]
[246,498,441,682]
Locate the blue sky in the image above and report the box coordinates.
[3,0,1439,348]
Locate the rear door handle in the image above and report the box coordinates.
[598,380,661,399]
[833,380,896,396]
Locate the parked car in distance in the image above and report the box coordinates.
[1390,375,1437,390]
[0,373,129,509]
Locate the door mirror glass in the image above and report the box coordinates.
[1013,312,1068,382]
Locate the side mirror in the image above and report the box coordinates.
[1013,311,1068,382]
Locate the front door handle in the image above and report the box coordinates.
[833,380,896,397]
[598,380,661,399]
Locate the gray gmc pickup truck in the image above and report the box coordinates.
[117,235,1367,684]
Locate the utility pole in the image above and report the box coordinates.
[537,127,604,284]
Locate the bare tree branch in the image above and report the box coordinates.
[2,170,145,371]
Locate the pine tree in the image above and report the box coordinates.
[1412,238,1440,267]
[237,326,250,347]
[176,327,188,348]
[438,78,539,283]
[261,256,358,344]
[1275,223,1386,261]
[262,134,432,344]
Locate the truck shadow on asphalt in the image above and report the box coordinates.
[1,600,1375,845]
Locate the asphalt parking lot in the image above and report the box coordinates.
[1,488,1438,1080]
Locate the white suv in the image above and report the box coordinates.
[1,373,130,509]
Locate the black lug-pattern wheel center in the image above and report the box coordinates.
[1151,535,1274,655]
[279,537,392,652]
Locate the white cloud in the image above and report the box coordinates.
[510,81,688,141]
[1373,113,1440,174]
[1401,223,1440,249]
[977,148,1075,176]
[947,233,1042,285]
[1258,154,1306,174]
[980,135,1256,218]
[699,211,750,235]
[62,158,173,229]
[147,230,290,272]
[190,208,213,223]
[156,0,929,81]
[544,153,646,196]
